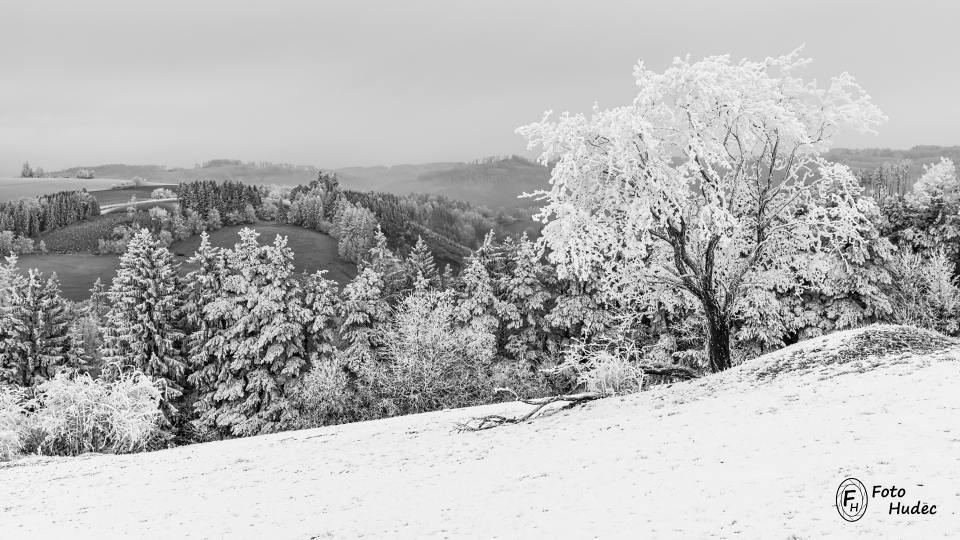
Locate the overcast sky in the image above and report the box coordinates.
[1,0,957,175]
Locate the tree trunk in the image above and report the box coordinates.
[703,299,732,373]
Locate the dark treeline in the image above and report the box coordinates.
[281,172,519,268]
[854,160,912,202]
[176,180,264,221]
[0,190,100,237]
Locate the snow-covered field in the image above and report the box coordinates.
[2,326,958,539]
[0,177,130,200]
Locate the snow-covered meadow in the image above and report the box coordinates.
[3,325,957,539]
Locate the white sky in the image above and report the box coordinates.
[1,0,957,175]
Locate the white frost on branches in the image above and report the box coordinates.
[518,49,887,369]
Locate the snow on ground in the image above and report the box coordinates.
[2,325,959,539]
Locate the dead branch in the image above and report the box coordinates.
[457,391,603,432]
[639,364,698,381]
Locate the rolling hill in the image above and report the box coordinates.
[49,156,551,210]
[0,177,128,202]
[1,325,957,538]
[336,156,550,208]
[20,224,355,301]
[825,145,960,177]
[43,145,960,216]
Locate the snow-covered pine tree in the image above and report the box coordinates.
[304,270,340,365]
[66,315,97,374]
[101,229,185,422]
[403,235,439,290]
[453,256,501,358]
[195,229,311,437]
[0,269,71,386]
[88,277,110,321]
[364,225,403,297]
[441,263,455,289]
[182,232,227,423]
[0,255,26,385]
[338,267,390,378]
[32,272,70,379]
[499,234,556,366]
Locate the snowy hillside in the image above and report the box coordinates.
[2,325,959,539]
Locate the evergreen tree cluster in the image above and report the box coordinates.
[0,190,100,238]
[19,162,45,179]
[176,180,264,222]
[0,262,72,386]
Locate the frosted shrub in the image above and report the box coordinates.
[887,249,960,335]
[553,337,644,396]
[579,351,644,396]
[379,288,495,415]
[0,386,27,461]
[151,188,176,199]
[29,372,163,456]
[292,357,358,427]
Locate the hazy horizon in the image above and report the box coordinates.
[3,0,959,176]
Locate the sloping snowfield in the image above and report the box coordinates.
[2,325,959,539]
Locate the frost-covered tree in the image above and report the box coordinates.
[519,50,886,371]
[334,201,378,264]
[498,234,556,366]
[88,277,110,321]
[66,315,98,374]
[338,267,390,378]
[454,256,501,358]
[908,158,959,207]
[403,235,439,289]
[194,229,311,437]
[303,270,340,364]
[885,248,960,335]
[101,229,185,420]
[0,270,71,386]
[364,225,403,297]
[379,283,495,414]
[0,255,25,384]
[882,157,960,279]
[182,233,227,421]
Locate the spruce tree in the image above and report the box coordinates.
[338,267,390,377]
[182,233,227,422]
[66,315,96,374]
[0,255,25,384]
[304,270,340,365]
[2,270,71,386]
[454,256,502,356]
[499,234,555,366]
[88,277,109,321]
[404,235,438,289]
[101,229,185,422]
[195,229,311,437]
[364,225,403,298]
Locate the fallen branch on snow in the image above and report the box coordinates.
[456,389,603,432]
[640,363,699,384]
